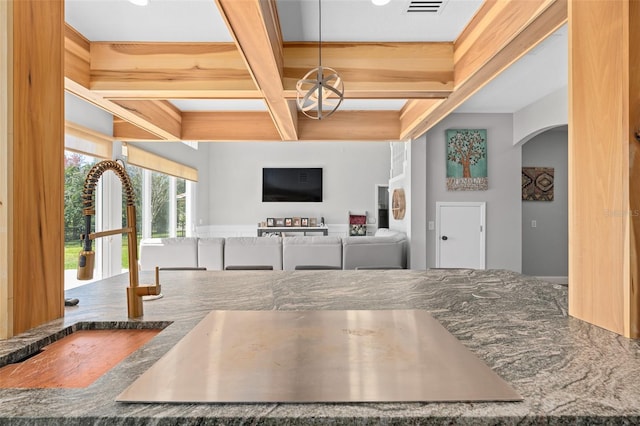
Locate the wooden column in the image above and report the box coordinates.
[2,0,65,337]
[568,0,640,338]
[0,0,12,339]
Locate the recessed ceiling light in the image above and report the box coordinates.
[371,0,391,5]
[128,0,148,6]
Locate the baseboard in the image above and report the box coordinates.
[536,276,568,285]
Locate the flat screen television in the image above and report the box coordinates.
[262,168,323,202]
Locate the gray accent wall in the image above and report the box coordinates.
[424,113,522,272]
[521,127,568,277]
[206,142,389,227]
[410,136,427,269]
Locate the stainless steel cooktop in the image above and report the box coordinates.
[117,310,521,403]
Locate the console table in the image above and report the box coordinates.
[257,226,328,236]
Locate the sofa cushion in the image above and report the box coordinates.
[342,233,406,270]
[197,238,225,271]
[224,237,283,270]
[282,236,342,271]
[374,228,401,237]
[139,237,198,271]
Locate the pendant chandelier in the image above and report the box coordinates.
[296,0,344,120]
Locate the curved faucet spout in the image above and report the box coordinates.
[76,160,160,318]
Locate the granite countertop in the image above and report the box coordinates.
[1,269,639,425]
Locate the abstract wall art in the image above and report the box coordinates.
[522,167,554,201]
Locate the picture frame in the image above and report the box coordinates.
[285,218,293,227]
[309,217,318,227]
[275,218,285,227]
[301,218,309,227]
[522,167,554,201]
[293,217,301,227]
[446,128,488,191]
[266,218,275,227]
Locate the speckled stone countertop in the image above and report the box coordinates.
[1,269,639,425]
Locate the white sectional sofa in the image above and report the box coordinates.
[197,238,225,271]
[224,237,283,270]
[138,237,199,271]
[282,236,342,271]
[342,229,407,270]
[138,229,406,271]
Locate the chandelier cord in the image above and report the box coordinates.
[295,0,343,120]
[318,0,322,69]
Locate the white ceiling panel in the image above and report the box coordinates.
[65,0,233,42]
[277,0,483,42]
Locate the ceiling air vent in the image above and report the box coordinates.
[406,0,446,13]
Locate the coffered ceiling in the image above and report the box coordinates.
[64,0,568,142]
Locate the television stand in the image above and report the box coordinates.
[257,226,328,237]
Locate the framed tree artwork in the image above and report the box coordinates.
[446,129,488,191]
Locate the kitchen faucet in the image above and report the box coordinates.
[76,160,160,318]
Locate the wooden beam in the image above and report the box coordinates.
[111,99,182,140]
[455,0,551,87]
[283,42,453,99]
[180,111,281,141]
[400,99,445,139]
[297,111,400,141]
[216,0,298,141]
[63,25,184,141]
[12,0,65,335]
[89,42,259,99]
[568,0,639,339]
[69,38,454,100]
[113,119,163,141]
[115,110,402,142]
[64,24,90,89]
[65,78,181,140]
[401,0,568,140]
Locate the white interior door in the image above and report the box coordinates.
[435,202,485,269]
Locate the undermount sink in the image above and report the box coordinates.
[0,321,171,389]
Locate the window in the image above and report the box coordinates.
[121,164,194,269]
[64,151,99,286]
[64,127,197,283]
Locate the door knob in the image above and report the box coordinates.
[441,236,448,241]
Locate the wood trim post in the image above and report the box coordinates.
[568,0,639,338]
[9,0,65,336]
[0,0,13,339]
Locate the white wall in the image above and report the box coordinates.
[425,113,521,272]
[522,127,568,277]
[513,86,567,146]
[205,142,389,230]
